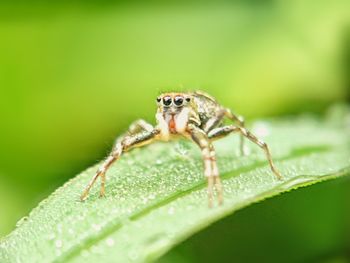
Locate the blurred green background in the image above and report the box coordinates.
[0,0,349,261]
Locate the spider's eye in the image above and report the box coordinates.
[174,96,184,106]
[163,96,172,106]
[185,97,191,102]
[156,97,161,103]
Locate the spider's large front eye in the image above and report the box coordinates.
[163,96,172,106]
[174,96,184,106]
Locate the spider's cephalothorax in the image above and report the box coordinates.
[81,91,282,207]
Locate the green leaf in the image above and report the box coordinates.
[1,114,349,263]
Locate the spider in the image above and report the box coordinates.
[81,91,282,207]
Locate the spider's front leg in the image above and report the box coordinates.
[188,124,223,207]
[80,120,159,201]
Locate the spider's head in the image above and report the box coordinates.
[155,92,193,137]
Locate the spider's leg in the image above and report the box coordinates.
[210,143,223,205]
[127,119,154,134]
[189,124,223,207]
[203,109,226,133]
[224,108,246,155]
[80,122,159,201]
[208,125,282,180]
[81,153,116,201]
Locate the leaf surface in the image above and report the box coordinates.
[1,115,349,263]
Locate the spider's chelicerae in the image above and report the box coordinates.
[81,91,282,207]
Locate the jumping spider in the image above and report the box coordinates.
[81,91,282,207]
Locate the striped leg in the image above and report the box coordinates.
[80,123,159,201]
[225,109,246,155]
[189,124,223,207]
[208,125,282,180]
[203,109,226,133]
[127,119,154,134]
